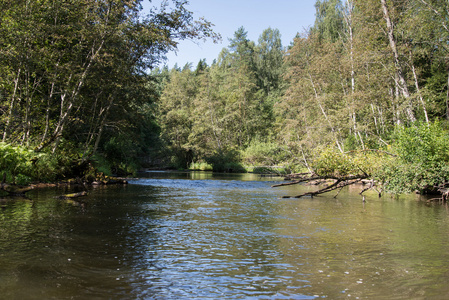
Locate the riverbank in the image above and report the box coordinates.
[0,177,129,197]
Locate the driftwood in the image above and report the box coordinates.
[0,183,34,196]
[442,189,449,202]
[426,185,449,203]
[277,167,448,202]
[274,173,370,199]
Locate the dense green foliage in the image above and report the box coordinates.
[0,142,83,184]
[378,122,449,194]
[154,0,449,194]
[0,0,217,182]
[2,0,449,195]
[155,27,284,171]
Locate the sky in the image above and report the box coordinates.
[143,0,317,68]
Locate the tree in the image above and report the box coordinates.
[0,0,218,158]
[380,0,416,123]
[157,67,197,167]
[313,0,345,42]
[254,27,285,94]
[228,26,256,70]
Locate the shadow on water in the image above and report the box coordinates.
[1,171,449,299]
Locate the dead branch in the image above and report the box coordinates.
[284,172,315,180]
[276,173,369,198]
[0,183,34,196]
[360,179,375,195]
[282,178,365,199]
[430,187,449,203]
[272,175,325,187]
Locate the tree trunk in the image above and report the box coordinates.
[308,73,343,153]
[82,96,101,154]
[37,4,110,153]
[36,37,105,153]
[207,82,222,150]
[84,94,114,161]
[447,69,449,120]
[381,0,416,123]
[3,68,21,142]
[411,58,429,123]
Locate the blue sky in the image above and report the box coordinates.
[144,0,317,68]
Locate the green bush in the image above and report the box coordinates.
[378,121,449,193]
[92,154,113,176]
[0,142,88,184]
[252,166,289,175]
[205,149,246,173]
[393,121,449,164]
[0,143,34,184]
[242,140,284,166]
[30,152,60,182]
[312,146,357,177]
[311,145,388,179]
[189,161,213,171]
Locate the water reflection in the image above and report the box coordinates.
[1,172,449,299]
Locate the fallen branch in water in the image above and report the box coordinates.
[0,183,34,196]
[271,172,330,188]
[283,172,314,180]
[274,173,370,199]
[427,186,449,204]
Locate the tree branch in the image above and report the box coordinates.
[275,173,369,198]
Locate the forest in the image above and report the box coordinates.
[1,0,449,197]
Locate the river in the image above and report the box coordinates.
[1,171,449,299]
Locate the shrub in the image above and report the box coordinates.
[378,121,449,193]
[0,143,34,184]
[31,152,60,182]
[312,146,357,177]
[205,149,246,173]
[0,142,88,184]
[189,161,213,171]
[241,140,284,166]
[252,166,289,175]
[311,145,388,179]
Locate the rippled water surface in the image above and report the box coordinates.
[1,171,449,299]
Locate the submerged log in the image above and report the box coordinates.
[57,191,88,200]
[428,187,449,203]
[0,183,34,196]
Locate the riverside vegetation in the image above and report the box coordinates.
[1,0,449,199]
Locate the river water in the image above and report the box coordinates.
[1,171,449,299]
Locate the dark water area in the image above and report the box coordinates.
[1,171,449,299]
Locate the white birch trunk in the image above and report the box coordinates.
[3,68,21,142]
[381,0,416,123]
